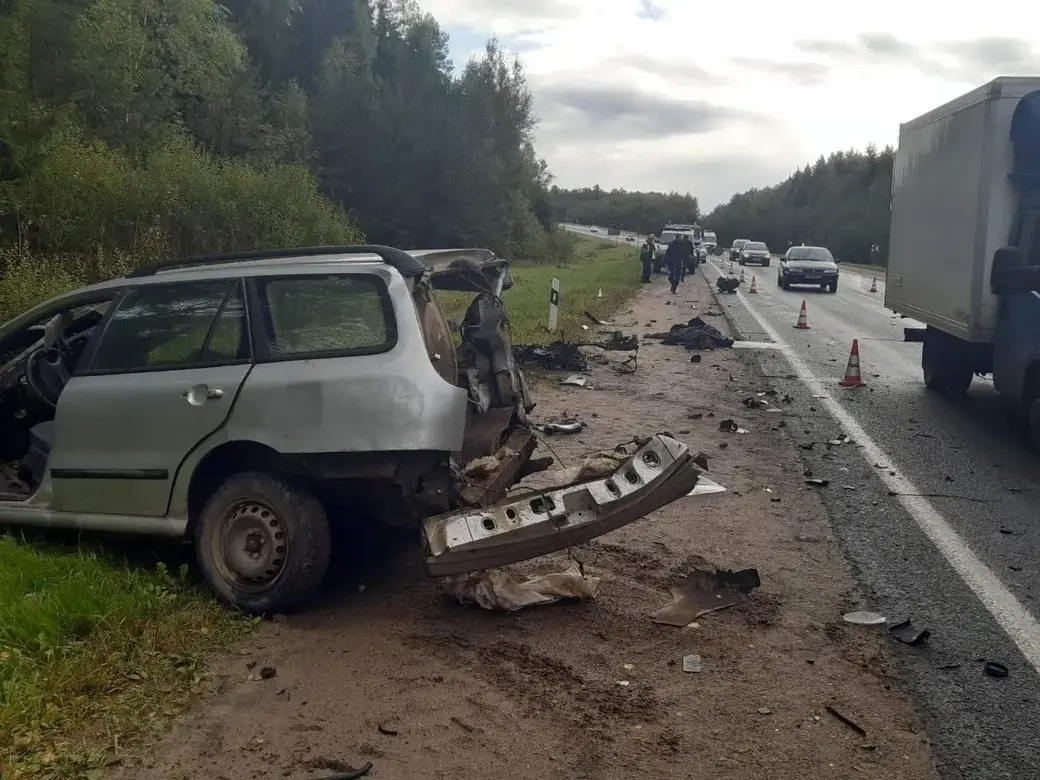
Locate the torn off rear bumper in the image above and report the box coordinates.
[422,434,700,576]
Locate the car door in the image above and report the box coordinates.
[49,278,253,518]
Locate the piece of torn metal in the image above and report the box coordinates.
[652,567,761,626]
[451,563,599,611]
[825,705,867,737]
[561,374,589,387]
[682,654,703,673]
[601,331,639,351]
[423,434,701,576]
[614,354,637,374]
[514,342,588,372]
[584,310,615,326]
[889,618,931,645]
[843,610,887,626]
[719,419,749,434]
[537,420,585,435]
[687,476,726,497]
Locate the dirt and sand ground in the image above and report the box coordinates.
[112,271,940,780]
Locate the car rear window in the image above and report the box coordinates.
[256,274,396,359]
[745,242,767,251]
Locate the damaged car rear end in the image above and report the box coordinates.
[0,245,704,614]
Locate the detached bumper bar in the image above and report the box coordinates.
[422,434,700,576]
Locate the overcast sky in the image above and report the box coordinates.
[423,0,1040,209]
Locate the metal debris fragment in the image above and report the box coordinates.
[652,568,761,626]
[889,618,931,646]
[843,611,887,626]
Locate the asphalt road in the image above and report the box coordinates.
[564,224,1040,779]
[700,253,1040,780]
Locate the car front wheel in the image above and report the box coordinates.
[763,259,770,267]
[196,471,331,614]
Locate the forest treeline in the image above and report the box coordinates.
[704,146,895,265]
[549,186,701,236]
[0,0,566,318]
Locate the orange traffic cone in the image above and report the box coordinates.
[739,268,746,283]
[869,276,878,293]
[793,300,810,329]
[748,275,758,293]
[839,339,866,387]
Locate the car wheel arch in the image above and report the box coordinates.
[186,440,304,532]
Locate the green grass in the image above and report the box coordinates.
[438,237,643,344]
[0,537,253,780]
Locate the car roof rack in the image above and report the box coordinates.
[126,244,429,279]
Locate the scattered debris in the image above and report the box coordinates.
[514,342,587,372]
[614,354,638,375]
[617,680,630,687]
[316,762,374,780]
[983,661,1009,678]
[661,317,735,351]
[452,564,600,612]
[686,476,727,497]
[889,618,931,646]
[843,611,887,626]
[651,567,761,626]
[719,419,748,434]
[561,374,589,387]
[537,420,585,435]
[583,310,614,326]
[681,654,703,673]
[716,277,741,294]
[805,479,830,487]
[601,331,639,351]
[827,434,851,446]
[825,705,867,737]
[757,707,773,715]
[451,716,476,733]
[377,722,399,736]
[688,412,704,420]
[690,354,702,363]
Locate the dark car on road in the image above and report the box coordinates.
[739,241,771,267]
[730,239,748,258]
[778,245,840,292]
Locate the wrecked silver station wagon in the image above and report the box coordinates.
[0,245,704,613]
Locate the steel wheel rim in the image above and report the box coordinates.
[213,498,289,592]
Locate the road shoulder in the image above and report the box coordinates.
[112,271,938,780]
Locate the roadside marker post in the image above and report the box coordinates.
[548,278,560,332]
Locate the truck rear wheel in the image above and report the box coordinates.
[922,330,973,394]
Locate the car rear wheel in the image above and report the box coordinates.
[781,275,791,290]
[196,471,331,614]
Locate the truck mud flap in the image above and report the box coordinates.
[422,434,701,576]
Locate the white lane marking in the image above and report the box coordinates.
[732,286,1040,672]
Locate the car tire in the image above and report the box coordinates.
[777,273,782,287]
[763,260,770,267]
[195,471,331,615]
[781,275,791,290]
[828,280,838,293]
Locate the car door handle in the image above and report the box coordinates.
[182,384,224,405]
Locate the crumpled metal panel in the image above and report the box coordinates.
[422,434,700,576]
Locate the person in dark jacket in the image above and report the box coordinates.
[664,238,686,293]
[639,237,656,282]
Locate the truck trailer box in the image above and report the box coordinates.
[886,76,1040,343]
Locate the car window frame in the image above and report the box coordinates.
[246,272,398,363]
[78,278,253,376]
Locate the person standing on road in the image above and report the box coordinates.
[639,236,656,283]
[664,237,685,293]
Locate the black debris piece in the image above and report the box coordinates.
[889,618,931,646]
[805,478,830,487]
[716,277,741,294]
[690,354,702,363]
[719,419,740,432]
[601,331,639,351]
[983,661,1009,678]
[661,317,734,351]
[513,342,587,372]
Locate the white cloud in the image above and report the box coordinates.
[425,0,1040,208]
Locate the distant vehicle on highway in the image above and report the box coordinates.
[730,239,748,257]
[778,245,839,292]
[625,235,636,242]
[739,241,771,267]
[703,231,717,251]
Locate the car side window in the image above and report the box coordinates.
[89,280,247,373]
[255,274,396,359]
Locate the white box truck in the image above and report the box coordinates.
[886,76,1040,447]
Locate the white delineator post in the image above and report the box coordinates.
[548,277,560,332]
